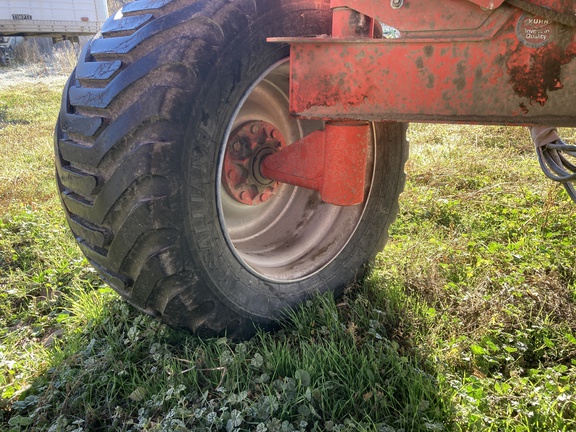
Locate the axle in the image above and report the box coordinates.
[261,122,371,206]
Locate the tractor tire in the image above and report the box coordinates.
[55,0,408,339]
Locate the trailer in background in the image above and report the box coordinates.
[0,0,108,40]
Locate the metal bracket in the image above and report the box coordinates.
[261,123,371,206]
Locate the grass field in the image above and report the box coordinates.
[1,72,575,431]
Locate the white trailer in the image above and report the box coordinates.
[0,0,108,38]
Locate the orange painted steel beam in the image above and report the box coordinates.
[270,0,576,126]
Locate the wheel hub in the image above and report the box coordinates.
[222,120,286,205]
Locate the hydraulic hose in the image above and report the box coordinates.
[531,126,576,202]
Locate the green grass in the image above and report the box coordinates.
[1,77,575,431]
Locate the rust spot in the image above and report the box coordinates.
[415,56,424,69]
[475,66,483,81]
[507,42,576,107]
[452,61,467,91]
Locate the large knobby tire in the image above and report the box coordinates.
[55,0,408,339]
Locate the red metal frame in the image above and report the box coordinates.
[331,0,504,34]
[261,0,576,206]
[270,0,576,125]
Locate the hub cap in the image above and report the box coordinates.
[222,120,285,205]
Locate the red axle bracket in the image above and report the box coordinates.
[261,122,371,206]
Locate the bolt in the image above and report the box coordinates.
[239,188,258,204]
[390,0,403,9]
[227,169,237,180]
[232,141,242,152]
[250,124,260,134]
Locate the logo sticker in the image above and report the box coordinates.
[516,13,555,48]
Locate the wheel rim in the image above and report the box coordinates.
[217,60,375,282]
